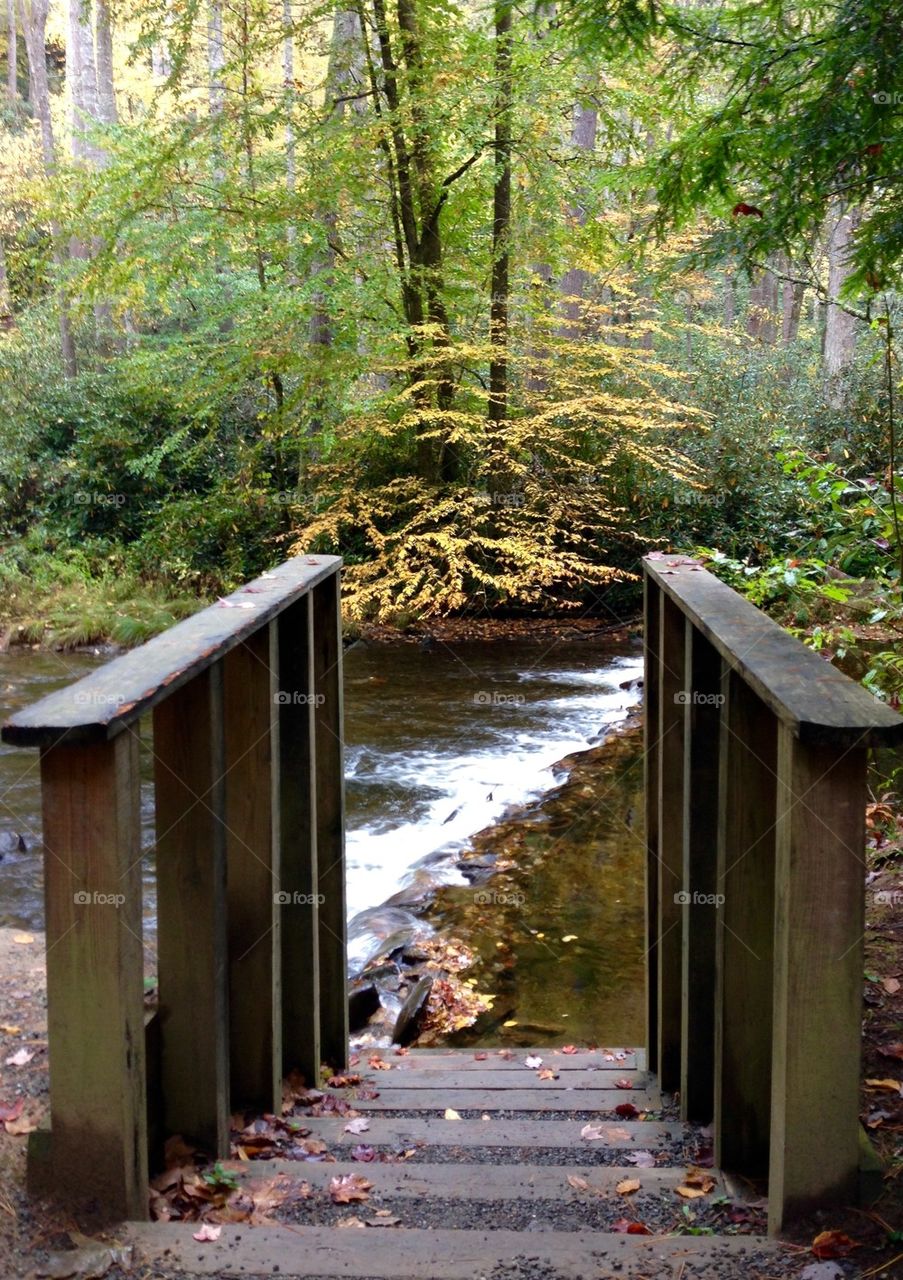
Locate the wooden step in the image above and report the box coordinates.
[347,1069,655,1090]
[384,1048,643,1071]
[298,1116,687,1151]
[226,1159,726,1200]
[334,1087,662,1112]
[125,1223,782,1278]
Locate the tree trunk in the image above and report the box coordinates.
[94,0,115,126]
[724,268,736,326]
[823,202,861,409]
[68,0,100,165]
[17,0,76,375]
[558,94,597,336]
[0,236,12,324]
[488,0,512,427]
[283,0,295,247]
[746,262,778,343]
[6,0,16,104]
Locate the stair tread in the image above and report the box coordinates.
[297,1115,688,1149]
[126,1222,783,1279]
[340,1087,662,1112]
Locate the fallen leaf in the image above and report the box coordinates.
[329,1174,372,1204]
[365,1215,400,1227]
[344,1117,370,1135]
[351,1144,377,1162]
[676,1184,706,1199]
[884,977,901,995]
[13,933,33,945]
[368,1056,392,1071]
[473,1051,488,1061]
[615,1102,639,1119]
[865,1078,902,1093]
[5,1111,37,1136]
[616,1178,641,1195]
[567,1175,589,1191]
[0,1023,21,1034]
[192,1224,222,1242]
[524,1055,543,1069]
[681,1168,716,1194]
[538,1068,558,1081]
[561,935,577,943]
[611,1218,652,1235]
[561,1045,578,1054]
[626,1151,656,1168]
[502,1020,518,1028]
[0,1099,23,1122]
[615,1078,634,1090]
[580,1123,604,1141]
[5,1048,33,1067]
[879,1042,903,1061]
[812,1230,858,1260]
[497,1050,514,1060]
[337,1216,366,1229]
[444,1108,461,1121]
[327,1074,361,1088]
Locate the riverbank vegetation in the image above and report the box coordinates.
[1,1,900,644]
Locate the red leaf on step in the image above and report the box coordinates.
[615,1079,634,1089]
[615,1102,639,1119]
[612,1217,653,1235]
[812,1230,858,1260]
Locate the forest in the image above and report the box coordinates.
[0,0,901,694]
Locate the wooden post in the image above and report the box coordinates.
[714,672,777,1177]
[153,664,230,1156]
[680,624,721,1123]
[313,570,349,1069]
[38,731,148,1220]
[769,727,867,1232]
[643,574,661,1074]
[223,628,282,1112]
[277,593,322,1085]
[657,594,686,1092]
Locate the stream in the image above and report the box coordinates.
[0,631,645,1045]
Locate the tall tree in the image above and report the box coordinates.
[6,0,16,104]
[824,203,862,408]
[488,0,512,427]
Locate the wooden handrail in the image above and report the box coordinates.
[643,554,903,1235]
[645,555,903,746]
[1,555,340,748]
[2,555,347,1222]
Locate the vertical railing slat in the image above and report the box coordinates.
[769,728,867,1232]
[657,594,686,1091]
[154,664,230,1156]
[278,593,322,1084]
[715,671,776,1176]
[680,624,721,1123]
[223,627,282,1112]
[38,731,148,1220]
[313,570,349,1069]
[643,574,661,1074]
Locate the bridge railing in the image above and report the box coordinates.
[1,555,346,1220]
[643,554,903,1233]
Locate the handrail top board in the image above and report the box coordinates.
[1,555,341,749]
[644,555,903,747]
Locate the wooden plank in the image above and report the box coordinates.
[313,571,349,1070]
[224,628,281,1112]
[2,556,341,748]
[125,1224,781,1279]
[656,593,685,1092]
[153,664,230,1157]
[394,1049,643,1071]
[768,727,867,1232]
[337,1088,662,1112]
[276,594,321,1086]
[38,731,148,1220]
[345,1069,652,1089]
[714,672,776,1178]
[299,1116,686,1148]
[643,574,661,1074]
[680,623,720,1123]
[644,557,903,746]
[227,1159,729,1200]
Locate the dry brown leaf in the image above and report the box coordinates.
[865,1078,903,1092]
[337,1216,366,1229]
[676,1185,707,1199]
[329,1174,372,1204]
[884,977,901,995]
[538,1068,558,1081]
[567,1175,589,1191]
[616,1178,641,1195]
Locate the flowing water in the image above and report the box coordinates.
[0,633,646,1043]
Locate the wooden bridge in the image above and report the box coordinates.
[3,552,902,1276]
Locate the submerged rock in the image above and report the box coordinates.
[392,975,433,1045]
[348,982,382,1033]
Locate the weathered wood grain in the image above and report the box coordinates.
[2,556,341,747]
[39,731,148,1219]
[643,576,661,1074]
[656,594,685,1092]
[644,558,903,746]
